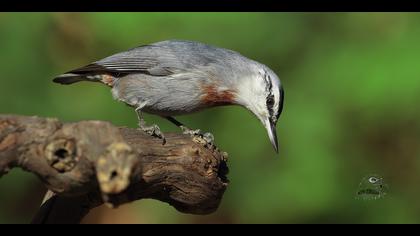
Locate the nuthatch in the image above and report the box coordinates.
[53,40,284,152]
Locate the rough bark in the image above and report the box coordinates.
[0,114,229,223]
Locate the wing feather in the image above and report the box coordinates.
[66,45,179,76]
[61,40,235,78]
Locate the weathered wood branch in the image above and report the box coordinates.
[0,114,229,223]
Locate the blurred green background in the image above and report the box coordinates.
[0,12,419,224]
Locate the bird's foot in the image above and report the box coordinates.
[138,123,166,145]
[181,126,215,147]
[181,126,201,136]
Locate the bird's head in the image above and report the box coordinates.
[235,63,284,153]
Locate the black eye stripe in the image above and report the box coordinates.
[264,72,273,91]
[261,69,284,122]
[263,71,275,117]
[276,86,284,120]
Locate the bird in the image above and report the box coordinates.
[53,39,284,153]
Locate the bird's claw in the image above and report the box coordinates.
[182,126,215,147]
[138,124,166,145]
[202,132,215,144]
[181,126,201,136]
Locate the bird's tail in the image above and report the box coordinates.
[52,73,101,85]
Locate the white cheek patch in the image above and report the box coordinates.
[236,75,268,113]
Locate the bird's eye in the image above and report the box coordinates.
[267,95,275,107]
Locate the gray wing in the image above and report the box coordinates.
[66,44,183,77]
[65,40,246,77]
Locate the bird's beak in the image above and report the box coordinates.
[264,118,278,153]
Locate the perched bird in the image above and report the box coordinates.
[53,40,284,152]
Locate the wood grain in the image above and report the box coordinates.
[0,114,229,223]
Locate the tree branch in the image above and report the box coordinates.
[0,114,229,223]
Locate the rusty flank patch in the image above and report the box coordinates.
[201,84,235,106]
